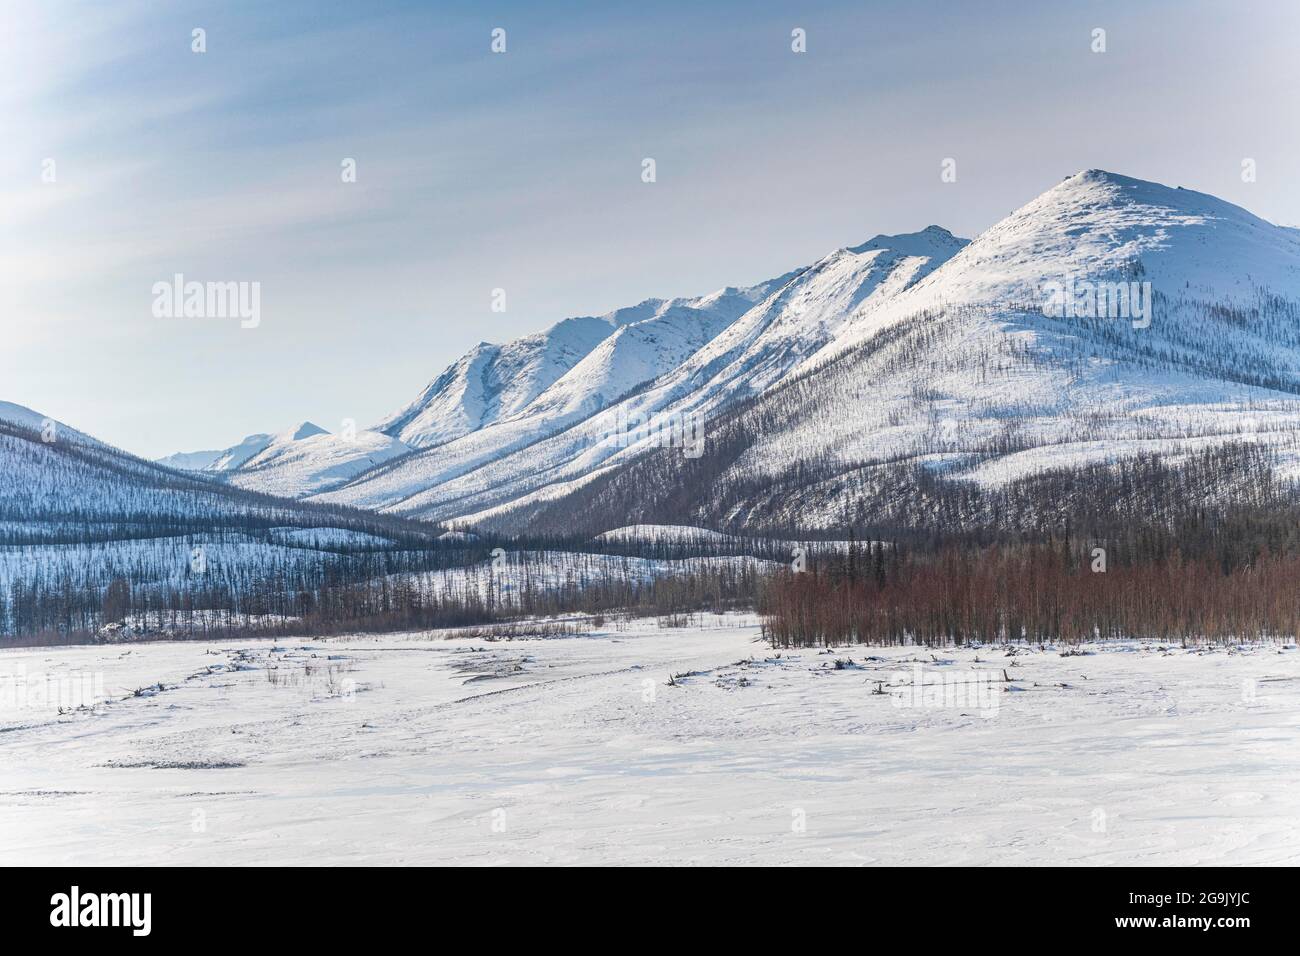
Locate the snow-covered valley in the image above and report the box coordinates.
[13,0,1300,886]
[6,170,1300,867]
[3,617,1297,866]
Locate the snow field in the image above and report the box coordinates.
[2,617,1297,865]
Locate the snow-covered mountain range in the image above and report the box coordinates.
[305,225,969,523]
[157,278,798,495]
[377,283,788,449]
[68,170,1300,534]
[510,170,1300,532]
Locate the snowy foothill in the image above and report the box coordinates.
[2,616,1297,866]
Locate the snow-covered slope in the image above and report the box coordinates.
[526,294,777,420]
[226,424,412,498]
[0,410,423,538]
[373,328,604,450]
[750,170,1300,489]
[532,170,1300,531]
[0,405,444,627]
[156,427,313,473]
[204,432,275,472]
[164,426,328,475]
[329,284,791,505]
[158,421,412,498]
[0,401,106,450]
[313,227,967,520]
[155,448,226,471]
[805,169,1300,370]
[376,282,791,451]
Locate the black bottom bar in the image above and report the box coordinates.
[3,867,1288,943]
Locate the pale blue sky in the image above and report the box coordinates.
[4,0,1298,457]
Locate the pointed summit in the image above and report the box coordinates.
[871,171,1298,325]
[281,421,329,442]
[849,225,968,257]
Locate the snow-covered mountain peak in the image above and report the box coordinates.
[593,297,674,328]
[1025,169,1296,292]
[847,225,967,258]
[278,421,329,442]
[803,169,1300,372]
[208,172,1300,530]
[695,170,1300,531]
[1007,168,1294,258]
[375,316,622,448]
[1064,167,1126,185]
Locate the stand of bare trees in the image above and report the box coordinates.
[761,541,1300,647]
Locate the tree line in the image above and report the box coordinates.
[761,535,1300,647]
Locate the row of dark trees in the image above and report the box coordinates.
[761,537,1300,647]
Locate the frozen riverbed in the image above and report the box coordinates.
[2,616,1298,866]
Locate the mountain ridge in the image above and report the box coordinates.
[133,169,1300,533]
[310,225,970,520]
